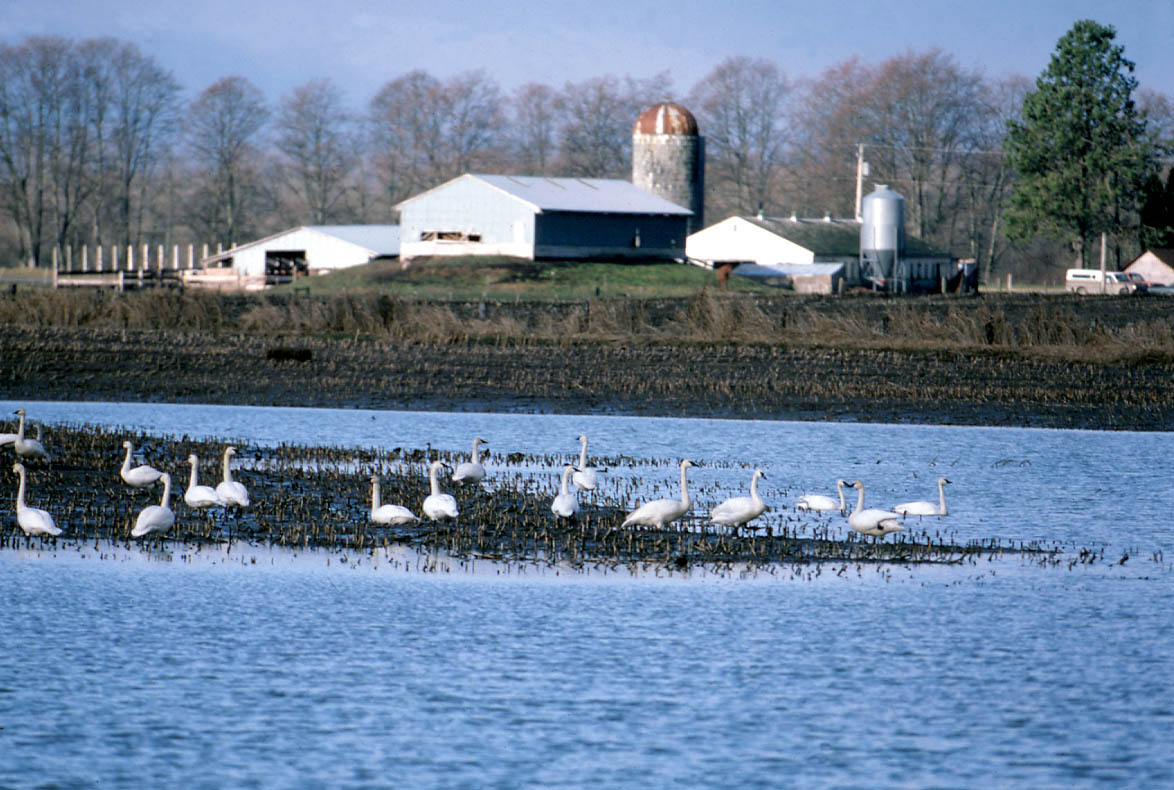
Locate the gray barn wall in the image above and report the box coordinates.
[534,213,687,260]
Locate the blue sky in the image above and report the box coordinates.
[4,0,1172,104]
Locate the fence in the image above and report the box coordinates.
[50,243,265,291]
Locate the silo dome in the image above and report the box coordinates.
[632,102,705,234]
[860,184,906,289]
[633,102,699,137]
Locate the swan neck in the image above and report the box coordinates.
[371,478,381,510]
[189,459,199,487]
[853,484,865,515]
[579,438,588,466]
[161,475,171,507]
[837,481,846,510]
[561,467,572,495]
[222,452,233,483]
[122,444,133,471]
[938,480,948,514]
[429,465,441,496]
[471,440,480,463]
[679,464,691,508]
[14,466,26,508]
[15,413,25,441]
[750,473,761,503]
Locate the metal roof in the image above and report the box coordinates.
[734,262,845,278]
[401,174,692,216]
[744,216,947,258]
[203,225,400,263]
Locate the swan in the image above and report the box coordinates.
[894,477,951,517]
[11,462,62,536]
[572,434,606,491]
[215,446,250,507]
[622,459,695,529]
[422,460,458,521]
[452,437,488,485]
[132,472,175,538]
[846,480,904,537]
[797,479,849,515]
[120,440,163,488]
[184,454,222,509]
[370,475,418,525]
[551,464,579,519]
[12,409,49,461]
[711,468,768,530]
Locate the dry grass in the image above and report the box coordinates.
[4,288,1174,365]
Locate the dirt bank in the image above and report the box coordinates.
[4,321,1172,430]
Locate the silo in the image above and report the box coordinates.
[632,102,704,234]
[859,184,906,290]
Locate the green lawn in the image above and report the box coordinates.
[268,256,778,300]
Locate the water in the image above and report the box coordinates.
[3,401,1174,788]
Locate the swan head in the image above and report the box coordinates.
[681,459,695,470]
[14,408,25,416]
[578,434,587,442]
[160,472,171,487]
[939,477,952,485]
[849,480,864,489]
[753,468,766,480]
[224,446,237,458]
[12,461,24,475]
[188,454,199,465]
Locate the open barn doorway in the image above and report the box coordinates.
[265,250,308,285]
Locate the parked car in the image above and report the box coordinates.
[1146,284,1174,296]
[1065,268,1136,294]
[1126,272,1150,293]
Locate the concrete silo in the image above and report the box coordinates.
[632,102,705,235]
[859,184,906,290]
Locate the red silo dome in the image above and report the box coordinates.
[633,102,699,136]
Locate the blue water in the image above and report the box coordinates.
[3,401,1174,788]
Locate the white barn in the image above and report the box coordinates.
[196,225,400,289]
[396,174,692,262]
[687,215,951,293]
[1125,248,1174,285]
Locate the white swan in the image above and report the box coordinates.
[120,440,163,488]
[894,477,951,517]
[215,446,250,507]
[11,462,62,536]
[0,419,16,447]
[132,472,175,538]
[797,479,849,515]
[551,464,579,519]
[422,460,458,521]
[452,437,488,485]
[711,468,767,530]
[184,454,222,509]
[572,434,606,490]
[846,480,904,537]
[370,475,418,525]
[12,409,48,461]
[622,459,695,529]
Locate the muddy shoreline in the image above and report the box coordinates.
[4,324,1172,430]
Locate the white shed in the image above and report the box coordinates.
[199,225,400,288]
[687,215,950,292]
[1125,249,1174,285]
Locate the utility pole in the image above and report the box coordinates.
[854,144,867,221]
[1100,231,1107,294]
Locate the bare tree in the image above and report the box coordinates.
[558,72,673,178]
[688,56,789,219]
[368,69,503,206]
[275,78,358,224]
[186,76,269,247]
[508,82,560,175]
[80,38,181,248]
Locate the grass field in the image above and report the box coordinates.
[267,256,775,300]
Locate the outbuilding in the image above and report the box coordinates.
[687,215,951,293]
[195,225,400,289]
[1125,248,1174,285]
[395,174,692,262]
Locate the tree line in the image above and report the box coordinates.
[1,22,1171,283]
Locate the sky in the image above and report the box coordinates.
[3,0,1172,106]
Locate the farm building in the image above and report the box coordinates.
[1125,248,1174,285]
[686,215,952,294]
[195,225,400,289]
[395,174,692,262]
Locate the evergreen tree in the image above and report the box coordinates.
[1139,169,1174,249]
[1004,20,1158,265]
